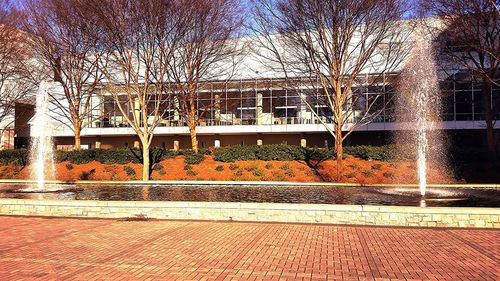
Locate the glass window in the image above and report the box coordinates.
[455,90,473,120]
[441,90,455,121]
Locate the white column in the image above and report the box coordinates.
[256,92,263,125]
[300,138,307,148]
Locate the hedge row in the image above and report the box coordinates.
[343,145,399,161]
[214,145,335,162]
[212,144,500,163]
[0,148,29,166]
[0,148,175,165]
[0,148,207,166]
[213,144,404,162]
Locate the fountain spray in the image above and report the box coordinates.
[398,35,441,198]
[30,81,56,191]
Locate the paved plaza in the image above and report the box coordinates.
[0,216,498,280]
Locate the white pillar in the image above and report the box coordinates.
[133,140,140,148]
[257,139,263,146]
[214,139,221,148]
[173,140,180,151]
[300,138,307,148]
[256,93,263,125]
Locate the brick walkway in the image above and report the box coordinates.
[0,216,498,280]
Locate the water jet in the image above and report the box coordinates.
[398,35,442,197]
[29,81,56,191]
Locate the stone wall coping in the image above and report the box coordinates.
[1,199,498,215]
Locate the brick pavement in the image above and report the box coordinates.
[0,216,498,280]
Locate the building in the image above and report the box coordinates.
[12,21,500,151]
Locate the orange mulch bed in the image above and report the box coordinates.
[0,155,457,184]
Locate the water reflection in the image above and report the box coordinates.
[0,184,498,207]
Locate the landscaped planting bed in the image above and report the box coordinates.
[0,145,463,184]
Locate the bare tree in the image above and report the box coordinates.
[24,0,105,150]
[252,0,410,172]
[0,0,35,130]
[420,0,500,151]
[88,0,180,180]
[167,0,244,153]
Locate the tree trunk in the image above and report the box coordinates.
[482,79,495,152]
[188,87,199,153]
[335,126,343,181]
[142,142,150,181]
[188,121,199,153]
[74,123,81,150]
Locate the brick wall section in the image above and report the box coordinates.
[0,199,498,228]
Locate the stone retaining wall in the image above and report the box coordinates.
[0,199,499,228]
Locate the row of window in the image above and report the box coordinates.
[83,77,500,128]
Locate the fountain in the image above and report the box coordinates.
[29,81,56,191]
[397,35,442,198]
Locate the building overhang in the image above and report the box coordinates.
[51,121,500,138]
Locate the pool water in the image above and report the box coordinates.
[1,184,499,207]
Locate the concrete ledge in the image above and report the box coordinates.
[0,179,499,189]
[0,199,498,228]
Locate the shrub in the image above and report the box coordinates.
[371,164,383,170]
[344,145,390,161]
[383,172,394,179]
[80,169,95,180]
[254,144,304,161]
[279,163,291,171]
[344,145,414,161]
[264,162,273,170]
[183,152,204,165]
[159,170,166,175]
[150,148,178,163]
[244,164,259,172]
[56,148,140,164]
[214,144,333,162]
[229,164,239,170]
[124,166,136,176]
[153,164,164,171]
[184,165,192,170]
[55,147,176,165]
[180,148,209,156]
[0,149,29,166]
[214,145,257,162]
[186,170,198,176]
[65,163,74,170]
[234,170,243,177]
[252,169,264,177]
[274,173,285,181]
[304,147,335,161]
[215,165,224,172]
[284,170,294,177]
[362,171,374,177]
